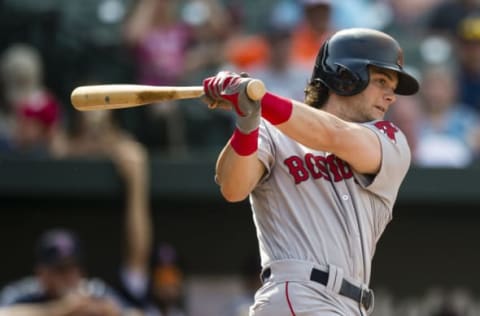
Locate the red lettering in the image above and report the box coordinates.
[336,157,353,179]
[374,121,398,142]
[305,153,330,180]
[325,155,343,182]
[284,156,309,184]
[284,154,353,184]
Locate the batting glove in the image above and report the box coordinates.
[203,71,260,134]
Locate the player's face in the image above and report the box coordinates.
[347,67,398,122]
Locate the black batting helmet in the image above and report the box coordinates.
[311,28,419,96]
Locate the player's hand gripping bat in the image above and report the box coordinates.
[70,80,266,111]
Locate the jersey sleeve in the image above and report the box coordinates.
[256,119,277,183]
[354,120,411,209]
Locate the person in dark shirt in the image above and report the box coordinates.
[0,229,140,316]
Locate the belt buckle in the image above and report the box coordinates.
[360,288,374,314]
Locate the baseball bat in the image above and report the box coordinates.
[70,80,266,111]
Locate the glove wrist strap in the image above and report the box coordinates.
[230,128,259,156]
[261,92,293,125]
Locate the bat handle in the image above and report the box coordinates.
[246,79,266,101]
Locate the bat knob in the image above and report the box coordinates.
[246,79,266,101]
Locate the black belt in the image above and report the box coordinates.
[261,267,374,312]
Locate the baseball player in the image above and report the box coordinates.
[202,28,419,316]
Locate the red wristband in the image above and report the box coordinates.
[261,92,293,125]
[230,128,259,156]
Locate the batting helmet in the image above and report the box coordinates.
[311,28,419,96]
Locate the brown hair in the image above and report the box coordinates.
[304,79,330,108]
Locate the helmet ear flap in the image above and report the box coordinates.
[311,41,369,96]
[327,64,367,96]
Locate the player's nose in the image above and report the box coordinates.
[384,90,396,104]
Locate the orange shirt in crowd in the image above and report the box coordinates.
[290,23,332,69]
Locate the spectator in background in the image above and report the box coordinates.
[423,2,480,115]
[455,12,480,114]
[38,98,188,315]
[131,243,186,316]
[116,137,187,316]
[328,0,386,30]
[123,0,192,87]
[425,0,480,40]
[177,0,237,151]
[122,0,192,154]
[122,0,234,154]
[13,94,61,156]
[380,0,437,71]
[180,0,230,84]
[223,0,332,85]
[0,107,189,316]
[413,65,480,167]
[223,33,269,73]
[153,245,186,316]
[56,109,131,158]
[290,0,334,70]
[120,236,187,316]
[0,43,63,156]
[248,4,310,101]
[221,0,270,72]
[0,229,137,316]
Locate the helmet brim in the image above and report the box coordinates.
[370,62,419,95]
[395,70,420,96]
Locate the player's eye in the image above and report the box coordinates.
[373,76,395,90]
[376,78,387,86]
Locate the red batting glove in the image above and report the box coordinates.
[203,71,260,133]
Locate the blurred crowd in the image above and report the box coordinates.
[1,0,480,315]
[0,122,190,315]
[0,0,480,166]
[370,287,480,316]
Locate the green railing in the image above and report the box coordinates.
[1,156,479,204]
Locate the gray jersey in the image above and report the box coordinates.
[252,118,410,285]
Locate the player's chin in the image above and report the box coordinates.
[371,108,386,120]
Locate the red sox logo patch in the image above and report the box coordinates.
[374,121,398,142]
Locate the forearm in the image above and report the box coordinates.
[0,300,72,316]
[110,138,152,273]
[202,72,267,200]
[118,140,153,276]
[260,93,341,150]
[216,143,264,202]
[262,94,381,173]
[275,100,347,151]
[125,175,152,270]
[123,0,156,44]
[0,305,49,316]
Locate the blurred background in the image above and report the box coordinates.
[1,0,480,315]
